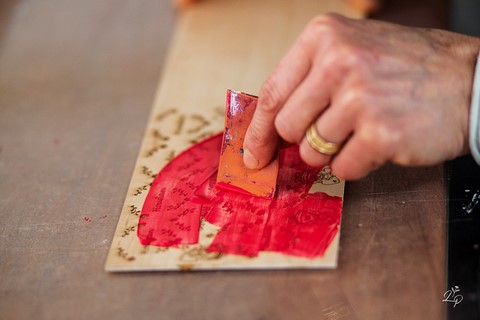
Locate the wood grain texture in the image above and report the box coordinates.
[0,1,446,319]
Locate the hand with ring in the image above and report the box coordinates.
[243,13,480,180]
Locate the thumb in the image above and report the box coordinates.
[243,31,314,169]
[243,93,281,169]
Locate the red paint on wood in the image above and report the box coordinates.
[138,134,342,258]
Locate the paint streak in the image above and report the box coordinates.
[216,90,279,198]
[138,133,342,258]
[138,135,220,246]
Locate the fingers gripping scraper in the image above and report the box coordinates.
[216,90,279,198]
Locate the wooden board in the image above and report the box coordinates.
[105,0,363,271]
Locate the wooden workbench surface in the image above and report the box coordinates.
[0,1,446,319]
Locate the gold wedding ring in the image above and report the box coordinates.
[305,123,341,156]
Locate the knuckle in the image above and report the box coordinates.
[377,123,402,149]
[336,87,365,114]
[302,15,339,47]
[274,114,298,143]
[338,43,366,70]
[319,43,367,79]
[358,120,401,156]
[246,121,269,149]
[306,14,368,72]
[258,77,282,115]
[301,14,342,47]
[307,13,342,32]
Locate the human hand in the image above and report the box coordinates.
[243,13,480,180]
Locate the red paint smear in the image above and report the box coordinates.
[138,133,342,258]
[215,182,270,199]
[138,135,221,246]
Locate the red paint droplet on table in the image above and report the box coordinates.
[138,134,342,258]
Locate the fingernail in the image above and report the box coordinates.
[243,147,259,169]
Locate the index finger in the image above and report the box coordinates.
[243,34,314,169]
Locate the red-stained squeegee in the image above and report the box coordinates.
[216,90,279,199]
